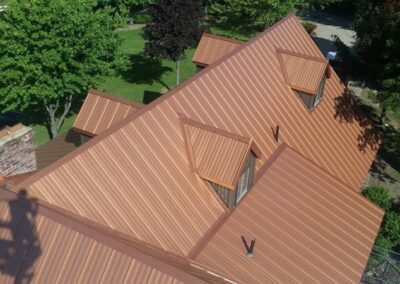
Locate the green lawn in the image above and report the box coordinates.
[98,29,196,102]
[32,28,197,145]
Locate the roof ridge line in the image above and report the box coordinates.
[15,13,298,191]
[180,115,252,144]
[276,48,329,64]
[88,89,145,109]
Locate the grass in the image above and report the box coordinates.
[99,29,196,102]
[31,28,197,145]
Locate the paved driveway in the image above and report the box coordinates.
[299,10,355,57]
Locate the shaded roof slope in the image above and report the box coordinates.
[277,49,329,94]
[192,33,243,67]
[0,188,218,284]
[17,14,377,260]
[195,145,383,284]
[73,89,144,137]
[35,129,81,170]
[182,116,261,189]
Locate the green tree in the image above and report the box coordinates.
[363,186,393,211]
[98,0,154,22]
[0,0,123,138]
[144,0,203,86]
[352,0,400,122]
[209,0,305,35]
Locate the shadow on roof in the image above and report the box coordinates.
[0,190,41,283]
[143,90,163,104]
[333,91,381,152]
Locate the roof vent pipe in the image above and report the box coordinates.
[241,236,256,258]
[271,125,280,142]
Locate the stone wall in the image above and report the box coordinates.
[0,124,37,177]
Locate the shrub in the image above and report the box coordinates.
[302,21,317,36]
[363,186,392,211]
[132,11,151,24]
[375,234,393,250]
[382,212,400,247]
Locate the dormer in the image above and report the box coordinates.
[181,116,261,209]
[277,48,330,111]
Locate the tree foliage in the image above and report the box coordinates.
[352,0,400,119]
[0,0,122,138]
[209,0,305,34]
[307,0,345,9]
[143,0,203,85]
[98,0,154,14]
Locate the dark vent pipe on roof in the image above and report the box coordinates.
[241,236,256,257]
[271,125,280,142]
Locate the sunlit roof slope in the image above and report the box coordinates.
[192,33,243,67]
[277,48,329,94]
[16,14,378,264]
[195,145,383,284]
[73,89,144,137]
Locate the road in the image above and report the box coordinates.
[299,10,355,57]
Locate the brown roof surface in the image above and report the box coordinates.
[0,171,37,188]
[0,188,220,284]
[73,89,144,137]
[277,48,329,94]
[15,15,379,280]
[35,128,81,170]
[192,33,243,67]
[182,116,260,189]
[195,145,384,284]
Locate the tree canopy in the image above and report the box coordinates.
[0,0,123,138]
[143,0,203,85]
[351,0,400,120]
[209,0,305,35]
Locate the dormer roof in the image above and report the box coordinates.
[181,116,261,189]
[192,33,243,67]
[73,89,144,137]
[277,48,329,95]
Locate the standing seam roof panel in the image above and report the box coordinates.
[192,33,243,67]
[73,90,144,136]
[0,190,207,284]
[195,146,383,284]
[19,15,378,268]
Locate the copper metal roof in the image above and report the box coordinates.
[73,89,144,137]
[182,116,261,189]
[192,33,243,67]
[15,15,380,281]
[277,48,329,94]
[0,188,225,284]
[35,128,81,170]
[194,145,384,284]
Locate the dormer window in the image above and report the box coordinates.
[298,75,327,110]
[181,116,261,209]
[236,152,256,202]
[277,48,330,111]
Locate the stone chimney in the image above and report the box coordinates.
[0,123,37,177]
